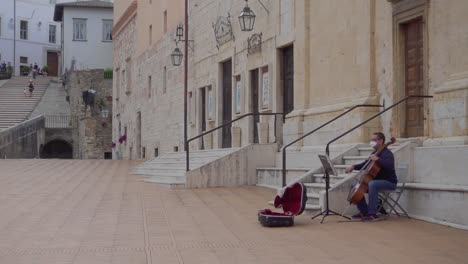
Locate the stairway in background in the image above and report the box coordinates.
[132,148,239,188]
[0,77,50,131]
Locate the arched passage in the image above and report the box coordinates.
[40,140,73,159]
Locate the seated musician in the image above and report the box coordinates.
[345,132,398,221]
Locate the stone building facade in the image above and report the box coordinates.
[112,0,468,160]
[69,69,113,159]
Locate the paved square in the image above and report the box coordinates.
[0,160,467,264]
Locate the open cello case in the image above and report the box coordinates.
[258,182,308,227]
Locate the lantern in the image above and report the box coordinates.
[171,47,183,66]
[239,0,256,32]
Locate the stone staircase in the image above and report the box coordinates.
[132,148,239,188]
[260,145,397,214]
[0,77,50,131]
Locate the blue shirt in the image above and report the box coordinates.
[354,147,398,184]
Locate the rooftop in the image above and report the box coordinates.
[0,159,467,264]
[54,0,113,21]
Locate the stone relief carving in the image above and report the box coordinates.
[212,13,235,49]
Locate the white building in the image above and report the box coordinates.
[53,0,113,74]
[0,0,62,76]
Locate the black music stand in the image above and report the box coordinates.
[311,155,350,223]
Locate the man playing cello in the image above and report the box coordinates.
[345,132,398,221]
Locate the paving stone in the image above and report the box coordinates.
[0,159,467,264]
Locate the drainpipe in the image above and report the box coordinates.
[13,0,16,76]
[184,0,188,156]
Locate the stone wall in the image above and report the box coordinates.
[113,0,468,161]
[0,116,45,159]
[69,70,113,159]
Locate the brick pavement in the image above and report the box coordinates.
[0,159,467,264]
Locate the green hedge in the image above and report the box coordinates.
[104,68,113,79]
[0,72,11,80]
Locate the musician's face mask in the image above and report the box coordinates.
[369,140,378,148]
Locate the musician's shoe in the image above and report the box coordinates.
[352,212,366,219]
[377,199,388,215]
[362,214,382,222]
[378,207,388,215]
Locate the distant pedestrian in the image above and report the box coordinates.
[62,73,67,89]
[32,63,38,79]
[28,79,34,97]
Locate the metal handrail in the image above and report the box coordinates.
[281,104,382,187]
[44,115,78,129]
[186,112,284,171]
[325,95,434,157]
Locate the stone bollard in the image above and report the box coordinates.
[257,122,269,144]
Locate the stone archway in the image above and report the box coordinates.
[40,139,73,159]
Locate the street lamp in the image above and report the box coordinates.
[171,46,183,67]
[239,0,256,32]
[176,24,184,41]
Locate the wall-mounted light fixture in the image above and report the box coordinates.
[238,0,269,32]
[239,0,255,32]
[170,25,193,67]
[170,44,183,67]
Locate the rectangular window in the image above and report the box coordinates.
[102,20,113,41]
[163,66,167,93]
[121,69,126,92]
[115,67,120,99]
[20,56,28,64]
[73,18,87,41]
[149,25,152,45]
[154,148,159,157]
[235,75,242,114]
[49,24,56,43]
[148,75,152,98]
[164,10,167,33]
[20,20,28,40]
[188,91,194,124]
[126,58,131,93]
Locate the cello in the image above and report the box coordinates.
[347,137,396,204]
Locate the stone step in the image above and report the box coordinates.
[358,146,397,156]
[140,178,186,188]
[151,155,227,163]
[306,193,320,205]
[333,165,352,174]
[133,169,185,178]
[133,148,239,187]
[343,156,368,165]
[163,149,238,158]
[0,77,49,129]
[304,182,326,194]
[311,173,348,184]
[142,161,205,168]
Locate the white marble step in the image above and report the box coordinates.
[343,156,368,165]
[133,148,240,186]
